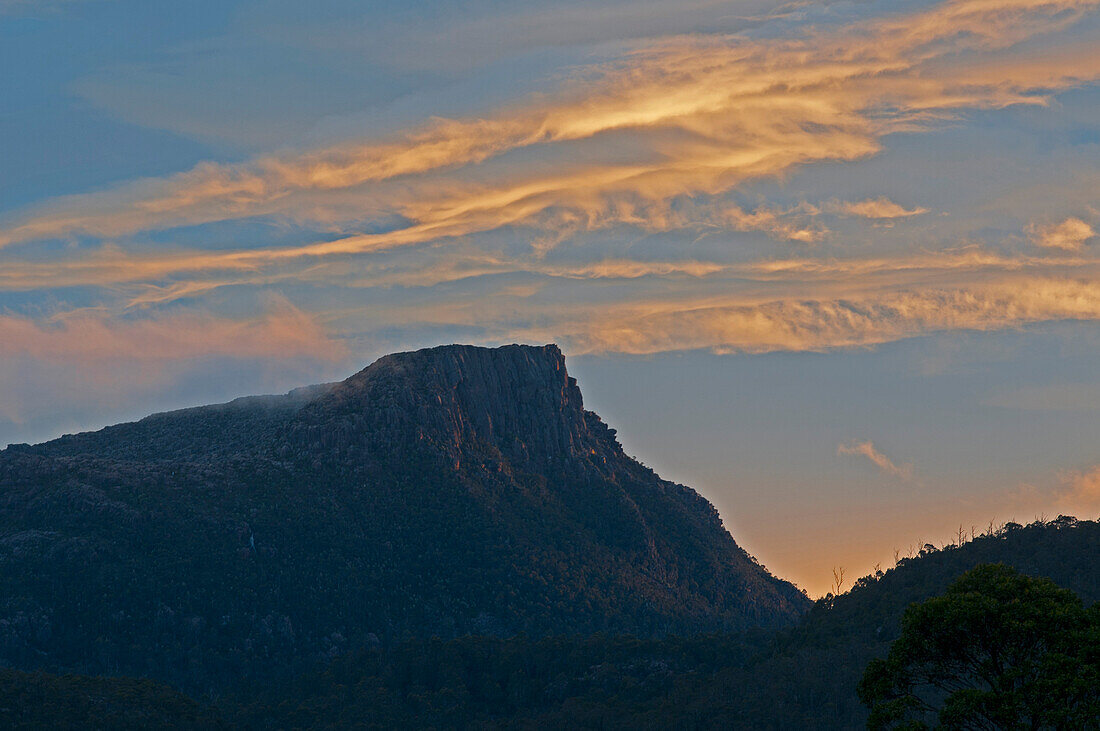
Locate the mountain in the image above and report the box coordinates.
[2,348,1096,729]
[0,343,808,695]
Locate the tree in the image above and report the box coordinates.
[858,563,1100,730]
[833,566,847,595]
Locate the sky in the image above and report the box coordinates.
[2,0,1100,596]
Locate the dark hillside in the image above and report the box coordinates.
[541,516,1100,728]
[227,517,1100,729]
[0,344,807,696]
[0,668,216,730]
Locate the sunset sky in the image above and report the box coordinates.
[3,0,1100,595]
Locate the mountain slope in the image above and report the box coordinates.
[0,343,808,694]
[229,517,1100,729]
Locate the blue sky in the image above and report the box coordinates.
[3,0,1100,594]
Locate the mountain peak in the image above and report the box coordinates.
[299,343,618,471]
[346,343,570,396]
[374,342,565,370]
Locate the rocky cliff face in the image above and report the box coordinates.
[293,344,619,473]
[0,343,810,693]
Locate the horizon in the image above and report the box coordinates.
[4,0,1100,598]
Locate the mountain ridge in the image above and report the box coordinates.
[0,343,809,693]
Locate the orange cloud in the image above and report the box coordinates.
[242,261,1100,358]
[834,198,929,219]
[533,276,1100,355]
[1029,217,1096,250]
[0,302,349,434]
[0,302,345,365]
[1053,465,1100,512]
[0,0,1096,386]
[0,0,1096,261]
[7,240,1100,361]
[838,440,915,481]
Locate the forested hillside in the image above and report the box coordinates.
[2,511,1096,727]
[0,344,806,697]
[229,516,1100,728]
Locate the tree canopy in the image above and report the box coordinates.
[859,563,1100,729]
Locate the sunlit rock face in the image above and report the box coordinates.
[0,343,809,693]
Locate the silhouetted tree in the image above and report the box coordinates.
[833,566,847,595]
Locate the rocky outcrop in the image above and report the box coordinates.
[294,344,621,473]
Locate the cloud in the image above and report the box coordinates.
[6,243,1100,360]
[1009,463,1100,518]
[1028,217,1096,250]
[2,240,1085,295]
[833,198,929,219]
[216,255,1100,358]
[6,238,1100,361]
[1,0,1098,258]
[0,300,349,435]
[1055,465,1100,510]
[0,238,998,297]
[549,276,1100,355]
[838,440,914,481]
[0,0,1097,420]
[0,301,345,366]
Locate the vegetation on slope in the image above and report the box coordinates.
[223,516,1100,728]
[0,667,215,730]
[0,345,806,698]
[0,345,1093,727]
[1,517,1095,728]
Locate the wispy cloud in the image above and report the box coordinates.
[7,244,1100,361]
[0,0,1097,396]
[1,0,1097,258]
[1029,217,1096,250]
[0,300,346,365]
[833,198,929,219]
[550,276,1100,355]
[838,440,914,481]
[0,238,1083,295]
